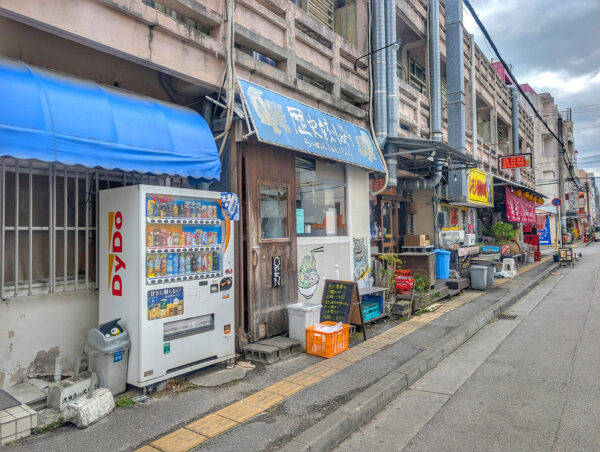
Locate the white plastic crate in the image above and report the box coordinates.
[287,302,321,350]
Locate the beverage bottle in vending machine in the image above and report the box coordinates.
[207,252,212,271]
[147,256,154,278]
[153,255,161,276]
[167,232,173,247]
[172,202,178,218]
[147,229,154,247]
[185,231,191,246]
[153,229,161,247]
[160,229,167,246]
[160,254,167,276]
[201,252,208,272]
[173,230,179,246]
[179,254,185,275]
[166,253,174,275]
[184,201,191,218]
[173,252,179,275]
[212,251,218,271]
[185,253,191,275]
[147,199,155,218]
[191,254,197,273]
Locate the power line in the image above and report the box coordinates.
[461,1,584,192]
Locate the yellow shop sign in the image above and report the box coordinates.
[467,169,493,206]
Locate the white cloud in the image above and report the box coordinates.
[523,69,600,96]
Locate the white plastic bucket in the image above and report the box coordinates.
[287,302,322,350]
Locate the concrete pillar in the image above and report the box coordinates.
[445,0,466,153]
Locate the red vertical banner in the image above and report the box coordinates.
[505,186,535,224]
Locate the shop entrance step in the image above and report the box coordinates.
[243,337,302,364]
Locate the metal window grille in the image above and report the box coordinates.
[0,158,185,299]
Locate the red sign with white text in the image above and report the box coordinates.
[499,153,532,169]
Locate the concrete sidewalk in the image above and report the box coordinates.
[8,258,556,452]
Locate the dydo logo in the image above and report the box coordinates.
[107,211,126,296]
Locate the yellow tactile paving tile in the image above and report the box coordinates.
[318,356,354,369]
[338,347,373,362]
[284,372,323,386]
[186,414,238,438]
[135,446,160,452]
[299,363,339,378]
[215,401,264,423]
[264,380,305,397]
[150,428,207,452]
[241,390,285,410]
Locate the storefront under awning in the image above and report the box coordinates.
[0,57,220,180]
[238,79,386,173]
[385,136,479,175]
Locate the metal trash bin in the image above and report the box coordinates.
[87,318,130,395]
[470,265,488,291]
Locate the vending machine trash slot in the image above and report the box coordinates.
[87,319,130,395]
[163,314,215,341]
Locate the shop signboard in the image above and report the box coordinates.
[239,79,385,173]
[467,169,494,207]
[498,153,532,169]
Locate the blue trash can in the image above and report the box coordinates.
[434,249,451,279]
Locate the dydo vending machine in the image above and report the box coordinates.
[99,185,235,387]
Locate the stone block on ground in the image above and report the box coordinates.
[189,365,250,387]
[63,388,114,429]
[48,375,98,411]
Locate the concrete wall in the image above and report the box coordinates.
[0,291,98,388]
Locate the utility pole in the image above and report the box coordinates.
[557,116,566,238]
[585,181,592,237]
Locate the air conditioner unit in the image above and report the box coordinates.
[440,230,461,247]
[464,234,476,246]
[447,169,468,202]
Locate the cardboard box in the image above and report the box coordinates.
[404,234,431,247]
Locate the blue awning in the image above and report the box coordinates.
[239,79,385,172]
[0,57,220,180]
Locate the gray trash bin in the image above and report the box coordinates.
[87,319,130,395]
[483,263,495,286]
[470,265,488,291]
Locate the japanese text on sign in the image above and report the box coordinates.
[499,153,531,169]
[320,281,354,323]
[239,79,385,173]
[467,169,493,206]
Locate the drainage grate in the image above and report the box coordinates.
[498,313,518,320]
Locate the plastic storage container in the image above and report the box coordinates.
[470,265,488,291]
[481,262,495,286]
[87,319,130,395]
[287,302,321,350]
[434,249,451,279]
[306,322,350,358]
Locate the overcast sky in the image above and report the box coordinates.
[463,0,600,179]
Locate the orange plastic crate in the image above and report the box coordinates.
[305,322,350,358]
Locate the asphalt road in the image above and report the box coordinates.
[337,242,600,452]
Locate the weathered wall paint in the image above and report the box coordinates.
[0,291,98,388]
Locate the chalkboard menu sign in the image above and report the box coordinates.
[320,280,356,323]
[320,280,366,340]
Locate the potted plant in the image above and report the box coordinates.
[489,222,517,245]
[373,253,402,304]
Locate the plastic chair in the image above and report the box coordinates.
[501,258,517,278]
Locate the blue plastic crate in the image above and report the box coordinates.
[361,300,382,322]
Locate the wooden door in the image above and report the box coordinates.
[244,144,297,341]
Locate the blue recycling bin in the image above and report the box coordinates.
[434,249,451,280]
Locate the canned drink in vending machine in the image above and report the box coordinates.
[153,255,161,276]
[160,254,167,276]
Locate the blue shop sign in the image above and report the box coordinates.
[239,79,385,172]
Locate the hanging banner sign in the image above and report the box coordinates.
[505,186,536,224]
[499,153,532,169]
[239,79,385,173]
[538,217,552,245]
[467,169,494,206]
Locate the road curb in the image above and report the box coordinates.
[278,261,558,452]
